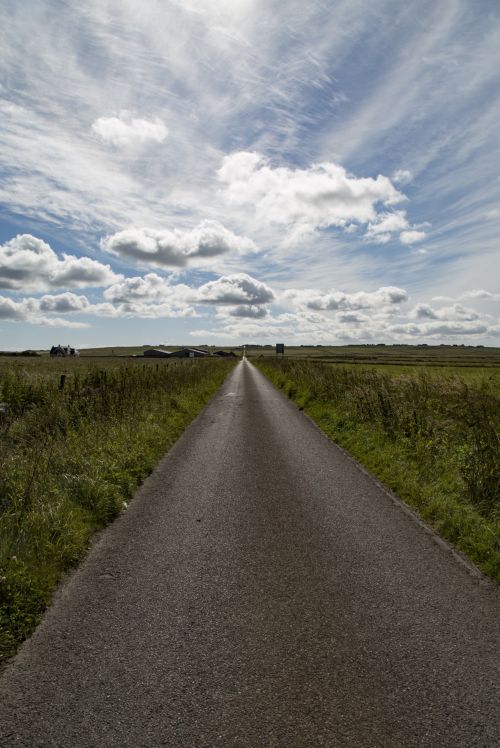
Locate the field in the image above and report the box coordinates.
[0,355,237,662]
[247,343,500,368]
[254,356,499,582]
[0,345,243,358]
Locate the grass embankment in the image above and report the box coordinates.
[254,359,500,581]
[0,357,236,662]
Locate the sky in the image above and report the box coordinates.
[1,0,499,349]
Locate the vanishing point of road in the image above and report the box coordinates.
[0,359,499,746]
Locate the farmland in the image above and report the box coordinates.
[0,355,237,661]
[246,342,500,368]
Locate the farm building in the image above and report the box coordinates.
[214,350,237,357]
[50,345,79,357]
[143,349,171,358]
[169,347,209,358]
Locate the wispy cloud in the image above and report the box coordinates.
[0,0,499,345]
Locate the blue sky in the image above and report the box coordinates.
[1,0,499,348]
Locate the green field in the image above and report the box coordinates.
[0,355,237,662]
[0,345,243,358]
[247,343,500,367]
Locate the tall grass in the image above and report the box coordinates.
[0,357,236,661]
[255,360,499,581]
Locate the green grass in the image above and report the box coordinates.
[255,359,500,582]
[0,356,236,662]
[248,343,500,367]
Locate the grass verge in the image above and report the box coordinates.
[254,359,499,582]
[0,357,236,662]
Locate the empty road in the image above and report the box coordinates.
[0,359,498,746]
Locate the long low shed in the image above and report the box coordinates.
[169,348,209,358]
[143,349,171,357]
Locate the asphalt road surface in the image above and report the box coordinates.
[0,359,499,747]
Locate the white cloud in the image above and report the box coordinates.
[1,2,499,345]
[37,292,92,314]
[284,285,408,312]
[460,289,500,301]
[410,303,481,322]
[226,305,269,319]
[101,272,274,317]
[390,321,489,337]
[195,273,275,305]
[365,211,410,243]
[103,274,174,304]
[103,273,196,317]
[102,222,256,269]
[392,169,413,185]
[218,151,406,234]
[0,235,121,291]
[0,294,89,327]
[400,230,427,245]
[0,296,25,321]
[91,112,168,148]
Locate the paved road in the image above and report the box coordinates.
[0,360,498,747]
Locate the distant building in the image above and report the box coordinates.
[50,345,79,357]
[169,347,209,358]
[143,349,171,358]
[214,350,237,357]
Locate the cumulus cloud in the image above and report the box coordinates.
[0,294,90,327]
[103,273,196,317]
[285,286,408,312]
[400,229,426,244]
[0,234,121,291]
[91,112,168,147]
[227,305,269,319]
[410,303,481,322]
[103,273,173,304]
[102,222,256,269]
[390,321,489,337]
[218,151,406,234]
[102,272,274,317]
[460,289,500,301]
[195,273,275,306]
[0,296,25,321]
[37,292,91,314]
[365,211,410,243]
